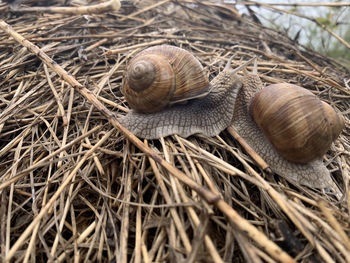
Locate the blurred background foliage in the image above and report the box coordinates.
[230,0,350,69]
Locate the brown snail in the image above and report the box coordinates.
[120,44,248,139]
[230,63,344,188]
[119,44,345,188]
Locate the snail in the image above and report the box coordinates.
[119,44,345,188]
[120,44,250,139]
[230,61,344,188]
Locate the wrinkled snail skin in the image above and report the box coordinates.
[231,73,333,188]
[119,69,243,139]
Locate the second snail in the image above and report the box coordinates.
[119,44,345,188]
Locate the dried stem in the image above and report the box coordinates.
[10,0,121,14]
[0,2,348,262]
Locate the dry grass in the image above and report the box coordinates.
[0,0,350,262]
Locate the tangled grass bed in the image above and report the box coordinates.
[0,0,350,262]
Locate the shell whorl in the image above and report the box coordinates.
[126,57,158,92]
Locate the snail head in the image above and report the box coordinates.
[210,56,257,94]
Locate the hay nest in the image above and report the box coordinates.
[0,0,349,262]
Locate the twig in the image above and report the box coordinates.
[10,0,121,14]
[43,64,68,126]
[57,221,97,261]
[167,138,224,263]
[318,200,350,251]
[119,0,169,21]
[147,141,192,254]
[227,126,270,172]
[119,164,132,263]
[106,39,169,55]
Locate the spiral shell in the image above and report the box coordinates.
[249,83,344,163]
[122,45,210,113]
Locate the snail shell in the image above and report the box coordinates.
[122,45,210,113]
[249,83,344,163]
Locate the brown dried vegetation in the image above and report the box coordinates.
[0,0,349,262]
